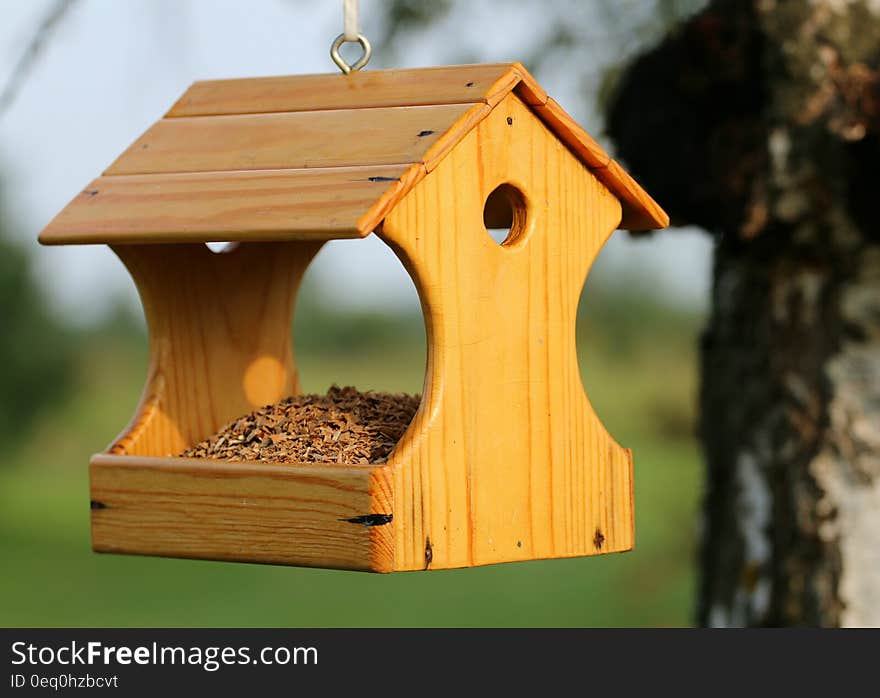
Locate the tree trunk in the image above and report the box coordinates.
[608,0,880,626]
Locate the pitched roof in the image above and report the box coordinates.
[39,63,667,246]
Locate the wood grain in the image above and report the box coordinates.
[39,165,421,245]
[379,92,635,570]
[602,158,671,231]
[90,455,394,572]
[421,104,489,172]
[167,62,531,117]
[533,97,669,231]
[106,104,476,176]
[532,97,611,170]
[107,241,321,457]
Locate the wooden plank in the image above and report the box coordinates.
[90,455,395,572]
[358,163,426,235]
[603,159,671,231]
[106,104,475,176]
[167,63,521,117]
[39,165,418,245]
[532,97,611,170]
[380,93,635,571]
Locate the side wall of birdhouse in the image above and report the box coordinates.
[107,241,322,456]
[379,92,634,571]
[87,240,398,572]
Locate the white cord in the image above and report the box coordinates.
[331,0,370,73]
[343,0,359,41]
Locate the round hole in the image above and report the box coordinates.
[483,183,527,247]
[205,241,239,254]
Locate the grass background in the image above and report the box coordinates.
[0,270,703,627]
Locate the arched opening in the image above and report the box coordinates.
[576,232,705,449]
[179,236,427,466]
[292,237,426,395]
[285,236,426,464]
[576,230,707,608]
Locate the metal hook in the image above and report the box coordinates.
[330,33,372,75]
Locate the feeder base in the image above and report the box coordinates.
[89,454,395,572]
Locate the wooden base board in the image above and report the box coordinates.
[89,454,395,572]
[89,451,633,572]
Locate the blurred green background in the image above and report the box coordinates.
[0,241,703,627]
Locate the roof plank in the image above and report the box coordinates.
[533,98,668,230]
[532,98,610,170]
[107,104,477,176]
[601,159,670,231]
[167,63,522,117]
[39,165,418,245]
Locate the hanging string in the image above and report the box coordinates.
[331,0,372,74]
[343,0,359,41]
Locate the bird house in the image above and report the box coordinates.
[40,63,668,572]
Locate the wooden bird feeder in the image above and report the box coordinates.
[40,63,668,572]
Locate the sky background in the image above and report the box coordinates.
[0,0,712,326]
